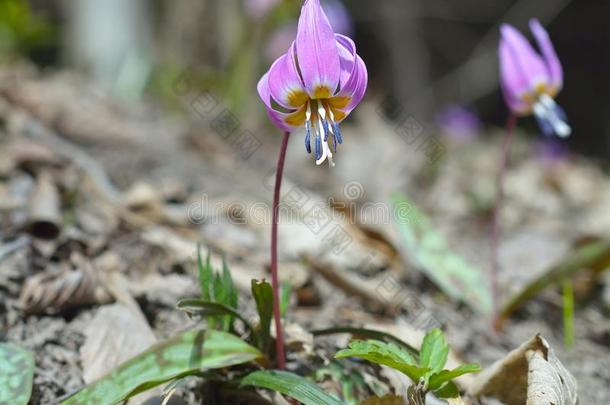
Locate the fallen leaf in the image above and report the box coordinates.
[80,303,157,383]
[468,334,577,405]
[19,262,112,315]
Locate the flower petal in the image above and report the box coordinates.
[499,40,532,114]
[335,34,356,89]
[500,24,549,92]
[296,0,341,98]
[529,19,563,93]
[332,36,367,116]
[257,72,300,131]
[268,42,309,109]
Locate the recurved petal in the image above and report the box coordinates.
[338,54,367,114]
[268,43,309,109]
[257,72,300,131]
[296,0,341,98]
[500,24,549,91]
[336,34,356,88]
[529,19,563,92]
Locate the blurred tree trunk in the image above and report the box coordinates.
[377,0,431,120]
[156,0,218,67]
[63,0,152,92]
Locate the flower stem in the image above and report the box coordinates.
[491,113,516,329]
[271,131,290,369]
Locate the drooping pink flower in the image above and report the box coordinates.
[499,19,571,137]
[258,0,368,166]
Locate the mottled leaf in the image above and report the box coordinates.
[61,329,262,405]
[390,194,492,314]
[0,343,34,405]
[241,370,343,405]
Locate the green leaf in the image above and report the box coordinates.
[176,299,253,333]
[432,381,459,400]
[419,328,449,374]
[335,340,427,383]
[223,256,238,310]
[0,343,34,405]
[241,370,343,405]
[251,279,273,353]
[61,329,262,405]
[390,194,493,314]
[280,281,292,318]
[212,273,230,330]
[197,246,212,301]
[428,364,481,390]
[311,326,419,359]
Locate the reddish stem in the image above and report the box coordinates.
[491,113,517,329]
[271,131,289,369]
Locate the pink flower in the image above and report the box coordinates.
[257,0,368,166]
[499,19,571,137]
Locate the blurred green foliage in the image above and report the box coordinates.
[0,0,55,60]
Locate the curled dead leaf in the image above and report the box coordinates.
[468,334,577,405]
[19,259,112,315]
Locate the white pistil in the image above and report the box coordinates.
[534,94,571,138]
[315,101,335,167]
[305,100,312,122]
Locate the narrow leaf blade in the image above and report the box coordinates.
[241,370,343,405]
[251,279,273,353]
[197,247,212,301]
[176,299,253,332]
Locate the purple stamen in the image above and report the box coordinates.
[314,135,322,160]
[332,122,343,144]
[305,121,312,153]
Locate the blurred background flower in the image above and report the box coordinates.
[436,105,481,143]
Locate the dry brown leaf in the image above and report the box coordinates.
[79,303,159,404]
[19,261,112,315]
[526,341,578,405]
[26,171,62,240]
[468,334,577,405]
